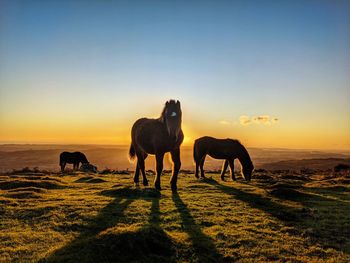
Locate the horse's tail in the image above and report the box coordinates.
[128,143,136,162]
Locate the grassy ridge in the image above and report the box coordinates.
[1,171,349,262]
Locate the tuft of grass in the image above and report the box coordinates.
[75,176,107,183]
[4,191,42,199]
[0,179,67,190]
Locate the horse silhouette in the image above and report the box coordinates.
[129,100,184,191]
[193,136,254,181]
[59,151,89,172]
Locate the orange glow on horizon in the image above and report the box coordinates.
[1,117,349,150]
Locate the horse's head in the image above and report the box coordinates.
[242,164,254,182]
[80,163,98,173]
[161,100,182,140]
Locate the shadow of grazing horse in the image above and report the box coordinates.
[203,177,350,254]
[129,100,184,191]
[59,151,89,172]
[193,136,254,181]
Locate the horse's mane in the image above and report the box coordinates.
[229,139,253,168]
[158,99,177,123]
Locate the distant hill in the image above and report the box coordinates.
[0,144,349,172]
[260,158,350,171]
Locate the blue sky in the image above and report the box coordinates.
[0,0,349,149]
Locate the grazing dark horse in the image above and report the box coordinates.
[59,151,89,172]
[129,100,184,191]
[193,136,254,181]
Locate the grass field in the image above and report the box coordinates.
[1,169,349,262]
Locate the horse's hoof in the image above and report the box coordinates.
[154,184,161,191]
[221,176,225,181]
[134,182,140,187]
[143,180,149,186]
[195,175,199,179]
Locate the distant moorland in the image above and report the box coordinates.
[0,144,349,173]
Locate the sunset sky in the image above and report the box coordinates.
[1,1,349,150]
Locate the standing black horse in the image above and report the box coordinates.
[193,136,254,181]
[59,151,89,172]
[129,100,184,191]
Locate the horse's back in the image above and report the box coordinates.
[60,151,70,159]
[194,136,242,159]
[195,136,240,147]
[132,118,164,140]
[131,117,182,154]
[60,151,87,163]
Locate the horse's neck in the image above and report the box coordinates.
[237,147,251,168]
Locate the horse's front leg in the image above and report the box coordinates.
[141,153,148,186]
[228,159,236,181]
[221,160,229,181]
[170,148,181,192]
[155,153,164,190]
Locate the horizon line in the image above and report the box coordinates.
[0,143,349,153]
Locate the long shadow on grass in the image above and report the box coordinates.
[41,194,134,262]
[42,187,176,263]
[172,192,226,262]
[149,195,160,226]
[204,178,350,254]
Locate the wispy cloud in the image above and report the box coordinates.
[271,117,279,124]
[219,120,231,125]
[240,115,279,126]
[239,115,251,126]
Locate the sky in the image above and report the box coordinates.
[0,0,349,150]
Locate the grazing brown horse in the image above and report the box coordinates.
[193,136,254,181]
[59,151,89,172]
[129,100,184,191]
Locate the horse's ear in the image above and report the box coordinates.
[176,100,181,108]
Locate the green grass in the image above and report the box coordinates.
[0,170,349,262]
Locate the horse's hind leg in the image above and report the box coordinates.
[194,151,202,179]
[199,155,206,178]
[154,153,164,191]
[193,146,200,179]
[195,162,200,179]
[170,148,181,192]
[60,162,66,172]
[221,160,229,181]
[228,159,236,181]
[136,152,148,187]
[133,163,140,186]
